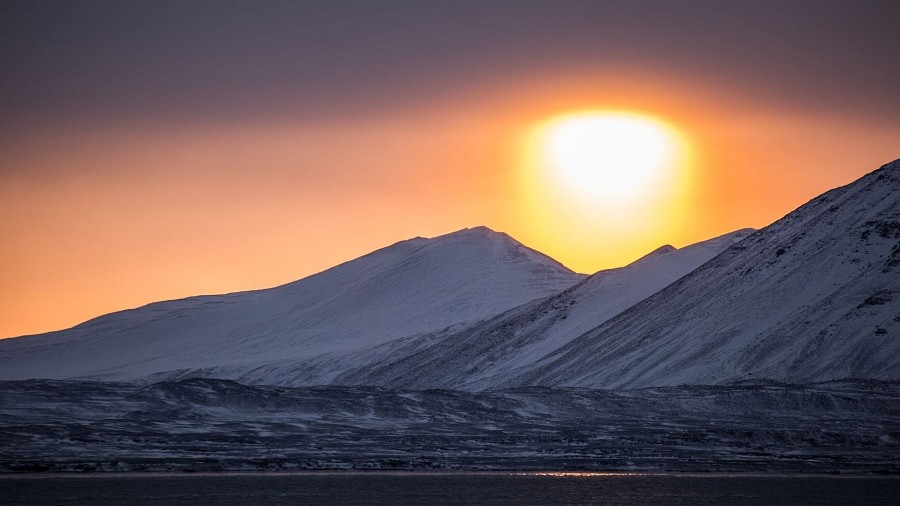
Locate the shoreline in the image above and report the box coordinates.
[2,469,899,478]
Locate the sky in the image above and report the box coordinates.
[2,0,899,338]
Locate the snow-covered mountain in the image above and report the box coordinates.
[501,159,900,388]
[2,160,897,390]
[90,229,750,387]
[3,161,898,479]
[0,226,583,381]
[320,228,753,389]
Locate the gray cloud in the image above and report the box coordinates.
[1,0,898,127]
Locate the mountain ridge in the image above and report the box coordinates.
[112,227,754,387]
[0,226,583,381]
[1,160,897,390]
[499,159,900,388]
[328,228,755,390]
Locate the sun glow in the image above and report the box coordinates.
[516,110,694,272]
[541,112,681,202]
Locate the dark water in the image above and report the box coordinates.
[2,472,899,505]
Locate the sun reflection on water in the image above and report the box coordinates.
[518,471,653,477]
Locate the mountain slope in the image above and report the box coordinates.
[0,227,583,381]
[505,159,900,388]
[327,229,753,389]
[129,229,750,387]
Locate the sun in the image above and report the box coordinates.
[516,109,693,271]
[539,111,682,202]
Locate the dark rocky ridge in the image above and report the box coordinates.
[1,378,897,473]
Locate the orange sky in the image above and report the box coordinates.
[3,73,898,338]
[0,2,900,337]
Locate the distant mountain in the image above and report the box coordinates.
[95,229,751,387]
[321,228,753,389]
[0,226,583,381]
[3,160,897,390]
[502,159,900,388]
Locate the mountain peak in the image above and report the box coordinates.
[0,224,584,381]
[417,226,578,276]
[454,225,497,235]
[640,244,678,260]
[626,229,754,269]
[429,225,504,242]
